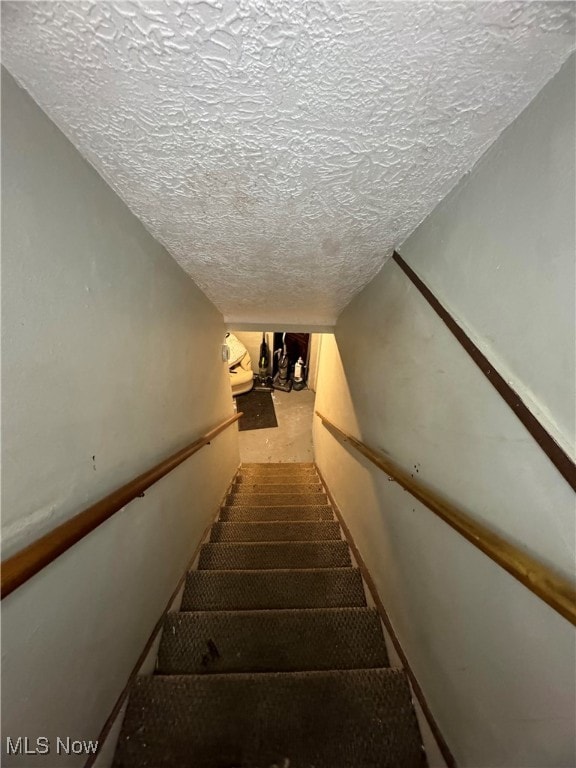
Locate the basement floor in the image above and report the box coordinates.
[236,388,315,463]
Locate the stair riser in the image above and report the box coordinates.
[226,493,327,506]
[239,472,317,478]
[241,463,315,469]
[238,473,318,480]
[210,521,341,542]
[157,608,389,674]
[181,569,367,611]
[199,542,351,570]
[230,484,323,495]
[236,474,319,484]
[220,506,333,522]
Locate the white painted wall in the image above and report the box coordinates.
[400,54,576,459]
[306,334,321,392]
[1,69,239,766]
[313,56,576,768]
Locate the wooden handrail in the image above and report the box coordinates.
[315,411,576,626]
[1,412,242,600]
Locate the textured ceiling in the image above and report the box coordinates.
[2,2,575,327]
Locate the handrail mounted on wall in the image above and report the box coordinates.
[1,412,242,600]
[316,411,576,626]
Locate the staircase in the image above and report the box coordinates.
[113,463,426,767]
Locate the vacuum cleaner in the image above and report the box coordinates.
[254,332,274,392]
[272,333,292,392]
[292,356,307,391]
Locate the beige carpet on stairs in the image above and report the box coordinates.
[113,462,426,768]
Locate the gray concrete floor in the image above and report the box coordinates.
[236,388,316,463]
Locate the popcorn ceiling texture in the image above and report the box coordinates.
[2,1,575,327]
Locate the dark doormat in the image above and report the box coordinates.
[236,390,278,431]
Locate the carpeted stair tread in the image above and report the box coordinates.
[226,492,327,507]
[220,504,333,521]
[158,607,389,674]
[210,521,341,542]
[113,669,424,768]
[230,482,324,494]
[181,568,367,610]
[241,462,315,469]
[238,472,320,482]
[236,473,319,484]
[239,465,319,474]
[113,463,426,767]
[199,541,351,570]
